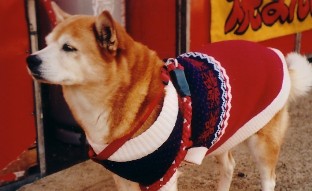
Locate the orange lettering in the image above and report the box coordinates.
[224,0,312,35]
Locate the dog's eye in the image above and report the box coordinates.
[62,43,77,52]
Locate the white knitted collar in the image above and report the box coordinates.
[87,82,179,162]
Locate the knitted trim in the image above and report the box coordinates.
[104,82,179,162]
[141,96,192,191]
[209,48,291,156]
[138,60,193,191]
[184,147,208,165]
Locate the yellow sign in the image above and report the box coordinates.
[211,0,312,42]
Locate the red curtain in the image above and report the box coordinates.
[0,1,36,169]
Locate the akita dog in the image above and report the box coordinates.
[26,2,312,191]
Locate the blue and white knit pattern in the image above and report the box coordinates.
[178,52,232,149]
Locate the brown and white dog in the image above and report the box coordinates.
[26,2,312,191]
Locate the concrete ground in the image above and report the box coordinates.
[19,94,312,191]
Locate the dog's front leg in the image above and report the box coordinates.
[113,174,141,191]
[215,151,236,191]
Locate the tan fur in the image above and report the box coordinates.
[43,10,165,143]
[245,106,289,190]
[26,3,312,191]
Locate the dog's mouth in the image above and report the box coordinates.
[27,68,44,80]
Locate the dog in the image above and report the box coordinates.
[26,2,312,191]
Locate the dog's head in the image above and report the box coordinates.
[26,2,130,86]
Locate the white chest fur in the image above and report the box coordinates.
[63,87,111,150]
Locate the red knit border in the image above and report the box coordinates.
[140,62,193,191]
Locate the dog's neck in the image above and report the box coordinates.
[62,84,113,147]
[62,43,165,148]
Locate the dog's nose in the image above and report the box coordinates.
[26,55,42,70]
[26,55,43,78]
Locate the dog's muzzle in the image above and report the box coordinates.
[26,55,43,79]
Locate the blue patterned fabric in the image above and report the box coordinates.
[178,52,230,148]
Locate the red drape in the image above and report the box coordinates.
[0,1,36,169]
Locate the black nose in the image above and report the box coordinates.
[27,55,42,69]
[26,55,42,78]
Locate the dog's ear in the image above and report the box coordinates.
[51,1,71,24]
[95,11,118,52]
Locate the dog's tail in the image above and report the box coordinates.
[286,52,312,101]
